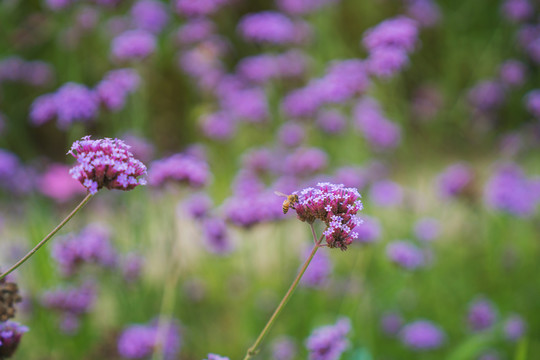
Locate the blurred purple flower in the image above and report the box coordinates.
[271,336,297,360]
[467,298,497,332]
[224,189,284,228]
[176,19,215,45]
[411,85,443,121]
[111,30,156,61]
[333,166,368,190]
[400,320,445,350]
[351,215,381,243]
[202,217,234,255]
[278,123,305,147]
[501,0,533,23]
[121,133,155,164]
[478,350,502,360]
[414,218,440,242]
[96,69,140,112]
[283,147,327,177]
[0,57,54,86]
[0,149,35,195]
[68,136,147,194]
[118,319,182,360]
[300,248,333,288]
[131,0,170,34]
[221,87,269,122]
[38,164,86,203]
[406,0,441,27]
[369,180,403,207]
[436,163,473,199]
[204,354,229,360]
[75,7,99,30]
[238,11,305,45]
[45,0,72,11]
[353,98,401,149]
[59,313,80,335]
[30,94,57,126]
[181,193,213,220]
[380,311,403,336]
[499,60,526,87]
[306,317,351,360]
[282,86,324,118]
[0,321,29,358]
[386,241,425,270]
[316,109,347,134]
[362,16,419,52]
[55,83,99,128]
[525,89,540,118]
[148,153,210,188]
[236,54,280,84]
[41,282,96,316]
[200,111,237,141]
[467,80,505,112]
[367,47,409,78]
[277,0,337,15]
[175,0,227,17]
[121,252,145,283]
[504,314,526,341]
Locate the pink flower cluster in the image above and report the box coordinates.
[294,183,363,250]
[68,136,147,195]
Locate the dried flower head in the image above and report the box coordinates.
[68,136,147,195]
[294,183,363,250]
[0,321,29,358]
[0,277,22,322]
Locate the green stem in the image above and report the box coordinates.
[0,192,93,281]
[242,224,324,360]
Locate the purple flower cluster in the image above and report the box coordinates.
[236,50,308,84]
[271,336,297,360]
[68,136,147,195]
[467,298,497,332]
[294,183,363,250]
[181,193,213,220]
[121,252,145,283]
[406,0,441,28]
[51,224,117,275]
[176,19,216,45]
[224,186,284,228]
[96,68,141,112]
[414,218,440,242]
[305,317,351,360]
[484,163,540,217]
[0,57,54,86]
[0,321,29,358]
[353,98,401,149]
[436,163,473,199]
[369,180,403,207]
[525,89,540,118]
[117,319,182,360]
[386,241,425,270]
[467,80,506,113]
[501,0,533,23]
[238,11,310,45]
[381,312,404,336]
[111,30,157,61]
[202,217,234,255]
[41,282,96,334]
[148,152,210,188]
[283,147,327,177]
[38,164,86,203]
[499,60,526,87]
[316,110,347,135]
[130,0,170,34]
[300,248,333,288]
[400,320,445,350]
[504,314,526,341]
[0,149,35,195]
[362,16,419,78]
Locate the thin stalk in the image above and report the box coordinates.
[242,224,324,360]
[0,193,93,281]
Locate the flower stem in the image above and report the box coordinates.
[242,225,324,360]
[0,192,93,281]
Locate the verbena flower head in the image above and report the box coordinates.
[202,217,234,255]
[467,80,505,112]
[316,109,347,134]
[51,224,117,275]
[111,30,156,61]
[386,241,425,270]
[68,136,147,195]
[367,46,410,78]
[0,277,22,321]
[176,19,215,45]
[0,321,29,359]
[41,282,96,316]
[504,314,526,341]
[294,183,363,250]
[96,69,141,112]
[121,252,145,283]
[499,60,526,87]
[351,215,381,243]
[362,16,419,52]
[30,94,57,126]
[238,11,302,45]
[305,317,351,360]
[182,193,213,220]
[148,153,210,188]
[353,98,401,149]
[501,0,533,23]
[436,163,473,199]
[400,320,445,350]
[130,0,170,34]
[118,319,182,360]
[467,298,497,332]
[406,0,441,27]
[55,83,99,129]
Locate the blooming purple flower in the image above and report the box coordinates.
[525,89,540,118]
[467,298,497,332]
[306,317,351,360]
[130,0,169,34]
[501,0,533,23]
[436,163,473,199]
[200,111,237,141]
[367,46,410,78]
[381,312,403,336]
[504,314,526,341]
[351,216,381,243]
[176,19,215,45]
[148,153,210,188]
[369,180,403,207]
[316,109,347,134]
[294,183,363,250]
[68,136,147,194]
[271,336,297,360]
[400,320,445,350]
[52,224,117,275]
[484,163,539,217]
[111,30,156,61]
[300,248,333,287]
[202,217,233,255]
[55,83,99,128]
[386,241,425,270]
[414,218,440,242]
[224,188,284,228]
[0,321,29,358]
[467,80,505,112]
[499,60,526,87]
[406,0,441,27]
[353,98,401,149]
[204,354,230,360]
[362,16,419,53]
[281,86,324,118]
[118,319,182,360]
[238,11,301,45]
[175,0,227,17]
[41,282,96,316]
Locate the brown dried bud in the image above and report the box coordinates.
[0,278,22,322]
